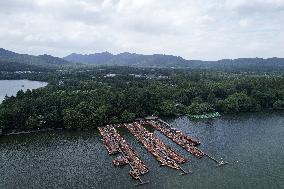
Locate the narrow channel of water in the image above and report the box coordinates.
[0,113,283,189]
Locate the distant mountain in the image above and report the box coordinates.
[189,58,284,71]
[64,52,284,71]
[1,48,284,72]
[64,52,189,68]
[64,52,114,65]
[0,48,72,71]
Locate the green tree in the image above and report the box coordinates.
[207,91,216,105]
[221,92,252,113]
[186,102,213,115]
[25,116,40,130]
[62,108,83,129]
[121,110,135,123]
[273,100,284,110]
[159,100,177,117]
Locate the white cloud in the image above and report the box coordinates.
[0,0,284,60]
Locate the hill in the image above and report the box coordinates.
[64,52,284,72]
[1,48,284,72]
[0,48,73,71]
[64,52,189,68]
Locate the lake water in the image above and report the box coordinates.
[0,80,48,103]
[0,113,283,189]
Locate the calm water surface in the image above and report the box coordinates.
[0,113,283,189]
[0,80,47,103]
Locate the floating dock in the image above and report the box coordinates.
[124,122,190,174]
[98,125,149,184]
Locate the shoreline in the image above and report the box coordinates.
[2,128,63,136]
[1,111,282,137]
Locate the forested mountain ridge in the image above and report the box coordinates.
[189,58,284,71]
[64,51,284,71]
[64,52,114,65]
[1,48,284,72]
[64,52,189,68]
[0,48,74,71]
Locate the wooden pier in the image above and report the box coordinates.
[203,152,228,166]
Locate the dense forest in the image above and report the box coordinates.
[0,66,283,133]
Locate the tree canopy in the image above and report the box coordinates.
[0,66,283,132]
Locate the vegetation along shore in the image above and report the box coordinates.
[1,65,283,134]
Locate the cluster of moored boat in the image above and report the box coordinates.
[98,119,226,185]
[124,122,186,170]
[145,120,205,158]
[98,125,148,180]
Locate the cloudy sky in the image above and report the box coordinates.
[0,0,284,60]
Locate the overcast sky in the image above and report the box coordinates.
[0,0,284,60]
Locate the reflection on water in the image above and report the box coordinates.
[0,80,47,103]
[0,113,283,189]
